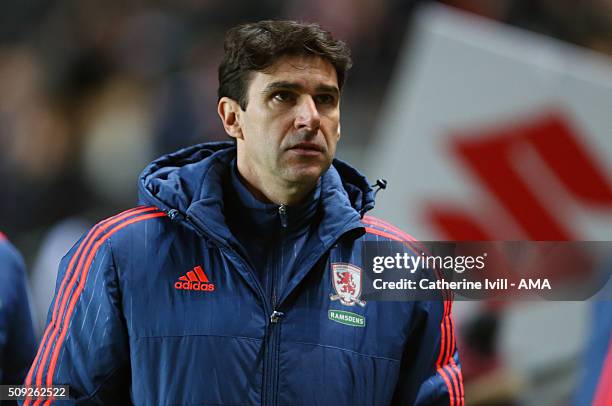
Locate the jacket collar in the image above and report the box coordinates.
[226,158,321,234]
[139,141,375,245]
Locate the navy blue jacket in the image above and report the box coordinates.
[26,142,463,405]
[0,233,37,387]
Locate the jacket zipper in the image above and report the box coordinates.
[175,207,362,405]
[264,204,287,406]
[180,209,287,406]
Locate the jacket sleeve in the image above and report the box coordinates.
[1,241,37,386]
[391,299,464,406]
[24,233,130,404]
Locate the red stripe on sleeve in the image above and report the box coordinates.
[365,220,462,404]
[29,207,156,396]
[363,222,424,254]
[437,316,448,367]
[432,288,462,406]
[437,366,456,406]
[363,227,424,256]
[365,217,463,404]
[449,316,457,366]
[445,315,453,366]
[442,311,464,406]
[446,365,462,406]
[362,215,419,242]
[25,206,153,394]
[364,228,452,302]
[31,210,165,406]
[450,357,465,405]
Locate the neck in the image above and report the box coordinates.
[236,158,317,207]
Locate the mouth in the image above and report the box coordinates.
[288,142,324,156]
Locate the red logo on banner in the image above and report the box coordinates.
[425,111,612,241]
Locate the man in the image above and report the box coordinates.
[0,232,37,393]
[26,20,463,405]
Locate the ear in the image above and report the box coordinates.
[337,122,342,140]
[217,97,244,140]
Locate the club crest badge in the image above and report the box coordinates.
[330,263,366,307]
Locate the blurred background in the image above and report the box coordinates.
[0,0,611,404]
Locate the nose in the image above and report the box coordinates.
[294,96,320,133]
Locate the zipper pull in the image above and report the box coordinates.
[167,209,183,221]
[270,310,285,324]
[278,204,288,228]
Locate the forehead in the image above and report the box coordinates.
[250,55,338,91]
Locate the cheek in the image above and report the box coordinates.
[252,111,289,138]
[323,119,341,145]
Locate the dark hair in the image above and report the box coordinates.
[218,20,353,110]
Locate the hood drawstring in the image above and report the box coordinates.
[359,179,387,218]
[371,179,387,198]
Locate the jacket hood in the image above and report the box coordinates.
[139,141,375,218]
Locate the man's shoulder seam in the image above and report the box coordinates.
[362,215,418,242]
[94,206,168,238]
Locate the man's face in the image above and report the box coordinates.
[235,54,341,189]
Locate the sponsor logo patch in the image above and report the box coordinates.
[328,310,366,327]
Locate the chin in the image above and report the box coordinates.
[285,166,325,184]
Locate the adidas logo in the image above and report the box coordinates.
[174,266,215,292]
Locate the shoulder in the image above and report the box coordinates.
[55,207,169,287]
[88,206,168,246]
[361,215,419,242]
[0,233,26,275]
[65,206,168,264]
[362,215,453,302]
[360,214,427,258]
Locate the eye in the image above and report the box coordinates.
[272,91,296,103]
[314,94,336,105]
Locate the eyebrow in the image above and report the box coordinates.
[261,81,340,97]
